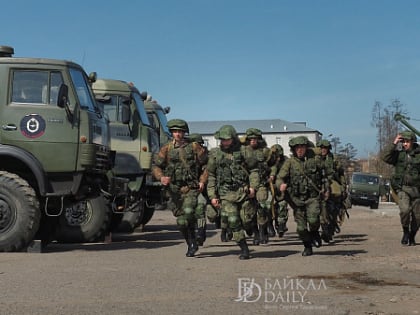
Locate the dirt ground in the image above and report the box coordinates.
[0,203,419,315]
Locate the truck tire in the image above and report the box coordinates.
[370,202,379,210]
[0,171,40,252]
[55,194,111,243]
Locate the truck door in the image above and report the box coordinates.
[0,69,78,171]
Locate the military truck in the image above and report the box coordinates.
[92,79,160,232]
[0,46,122,251]
[349,172,382,209]
[141,96,172,225]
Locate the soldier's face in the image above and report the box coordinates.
[171,130,185,142]
[294,145,307,158]
[320,147,329,156]
[249,138,258,148]
[402,139,413,151]
[220,138,233,148]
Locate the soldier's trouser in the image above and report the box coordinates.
[398,191,420,230]
[195,193,207,229]
[220,200,246,242]
[293,197,321,242]
[276,200,289,225]
[167,189,199,228]
[255,186,269,225]
[320,200,328,225]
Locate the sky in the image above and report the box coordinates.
[2,0,420,158]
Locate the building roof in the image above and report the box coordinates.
[188,118,320,135]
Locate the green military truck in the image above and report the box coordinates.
[142,96,172,225]
[349,172,382,209]
[92,79,160,232]
[0,46,121,251]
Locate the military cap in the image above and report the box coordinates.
[167,119,189,133]
[188,133,204,144]
[245,128,262,139]
[317,139,332,149]
[288,136,309,147]
[215,125,237,140]
[400,130,417,141]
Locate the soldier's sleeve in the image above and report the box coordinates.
[151,144,169,180]
[206,148,218,200]
[275,158,292,187]
[381,143,399,165]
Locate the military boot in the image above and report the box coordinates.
[320,224,331,243]
[238,239,250,260]
[259,224,268,244]
[186,228,198,257]
[310,231,322,248]
[220,229,228,242]
[302,242,313,256]
[409,229,418,246]
[267,221,276,238]
[252,224,260,245]
[196,226,206,246]
[401,227,410,245]
[227,228,233,241]
[276,222,287,237]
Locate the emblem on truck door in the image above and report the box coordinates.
[20,114,46,138]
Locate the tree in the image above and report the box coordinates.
[370,99,408,179]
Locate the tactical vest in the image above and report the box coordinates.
[243,145,270,182]
[391,145,420,190]
[288,156,322,198]
[164,142,200,187]
[213,148,248,192]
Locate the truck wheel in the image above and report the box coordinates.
[0,171,40,252]
[55,194,111,243]
[138,205,155,226]
[370,202,379,210]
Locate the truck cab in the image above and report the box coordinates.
[349,172,382,209]
[0,46,115,251]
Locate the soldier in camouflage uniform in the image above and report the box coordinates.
[276,136,325,256]
[316,139,346,243]
[152,119,208,257]
[243,128,275,244]
[381,130,420,246]
[188,133,209,246]
[270,144,289,237]
[206,125,258,259]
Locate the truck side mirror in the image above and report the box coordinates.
[57,84,68,108]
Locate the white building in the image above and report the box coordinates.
[188,118,322,157]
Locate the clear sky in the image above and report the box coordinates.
[3,0,420,158]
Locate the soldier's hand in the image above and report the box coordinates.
[161,176,171,186]
[279,183,287,192]
[198,182,205,192]
[211,198,221,208]
[248,187,255,198]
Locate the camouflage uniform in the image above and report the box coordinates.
[270,144,289,237]
[206,125,259,259]
[276,136,326,256]
[381,130,420,246]
[152,119,208,257]
[242,128,275,244]
[316,140,346,243]
[188,133,209,246]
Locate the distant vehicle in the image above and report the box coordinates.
[349,172,382,209]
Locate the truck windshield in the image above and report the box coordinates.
[69,68,97,112]
[353,174,379,184]
[132,92,152,127]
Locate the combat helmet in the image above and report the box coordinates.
[288,136,309,148]
[271,144,284,155]
[167,119,189,133]
[215,125,237,140]
[317,139,332,149]
[245,128,262,139]
[400,130,417,141]
[188,133,204,144]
